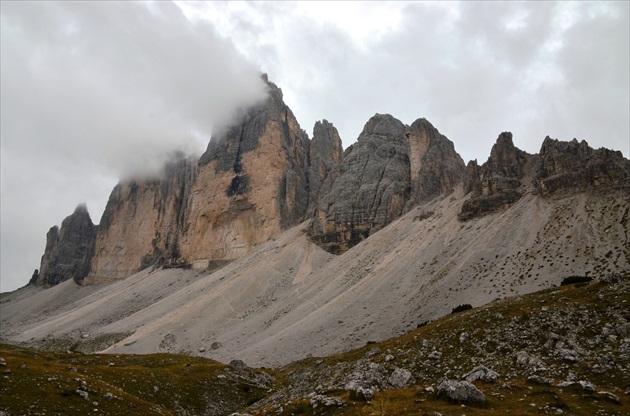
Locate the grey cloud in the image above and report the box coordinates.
[1,1,267,291]
[238,2,628,163]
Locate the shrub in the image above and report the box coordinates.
[451,304,473,314]
[560,276,593,286]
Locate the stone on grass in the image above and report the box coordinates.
[578,380,596,393]
[228,359,247,371]
[464,365,499,383]
[527,375,552,386]
[437,379,485,403]
[349,386,375,401]
[596,391,620,405]
[310,395,346,408]
[388,368,415,388]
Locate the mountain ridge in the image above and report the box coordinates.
[2,78,628,371]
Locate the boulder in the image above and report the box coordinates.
[228,359,247,371]
[464,365,499,383]
[388,368,415,388]
[527,375,552,386]
[310,395,346,408]
[437,379,486,403]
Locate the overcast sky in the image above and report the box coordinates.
[1,1,628,292]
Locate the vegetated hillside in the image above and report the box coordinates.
[253,274,629,416]
[0,344,272,416]
[1,183,628,368]
[1,275,628,416]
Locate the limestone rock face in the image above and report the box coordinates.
[310,115,466,254]
[459,132,531,220]
[536,137,630,194]
[177,80,313,267]
[47,78,325,282]
[307,120,344,214]
[34,204,97,285]
[87,156,196,281]
[405,118,466,208]
[310,114,410,254]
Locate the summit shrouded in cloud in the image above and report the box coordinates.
[1,1,267,292]
[1,1,628,292]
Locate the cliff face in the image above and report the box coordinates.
[309,114,410,253]
[86,156,196,282]
[32,204,97,285]
[535,137,630,194]
[307,120,344,214]
[31,78,630,285]
[309,114,465,254]
[84,78,343,279]
[176,80,314,268]
[405,118,466,207]
[459,132,531,220]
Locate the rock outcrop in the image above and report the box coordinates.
[310,114,410,254]
[85,77,345,280]
[87,155,196,282]
[535,137,630,194]
[32,204,97,285]
[459,132,531,220]
[460,134,630,220]
[307,120,344,214]
[405,118,466,207]
[310,114,465,254]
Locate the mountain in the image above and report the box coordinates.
[48,76,343,284]
[1,78,629,371]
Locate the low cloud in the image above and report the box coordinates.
[1,1,267,291]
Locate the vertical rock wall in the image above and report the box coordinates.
[309,114,466,254]
[84,78,344,279]
[33,204,97,285]
[86,156,196,282]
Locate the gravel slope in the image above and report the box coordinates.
[1,186,627,367]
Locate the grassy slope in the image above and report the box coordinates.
[0,347,270,415]
[1,276,628,416]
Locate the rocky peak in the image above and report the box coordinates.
[405,118,466,207]
[310,114,468,254]
[310,114,410,253]
[459,132,531,220]
[311,120,343,167]
[307,120,344,214]
[535,136,630,194]
[87,156,197,282]
[486,132,528,179]
[360,113,407,139]
[34,204,97,286]
[196,77,310,225]
[175,75,314,269]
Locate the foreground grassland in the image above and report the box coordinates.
[0,347,270,415]
[1,276,628,415]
